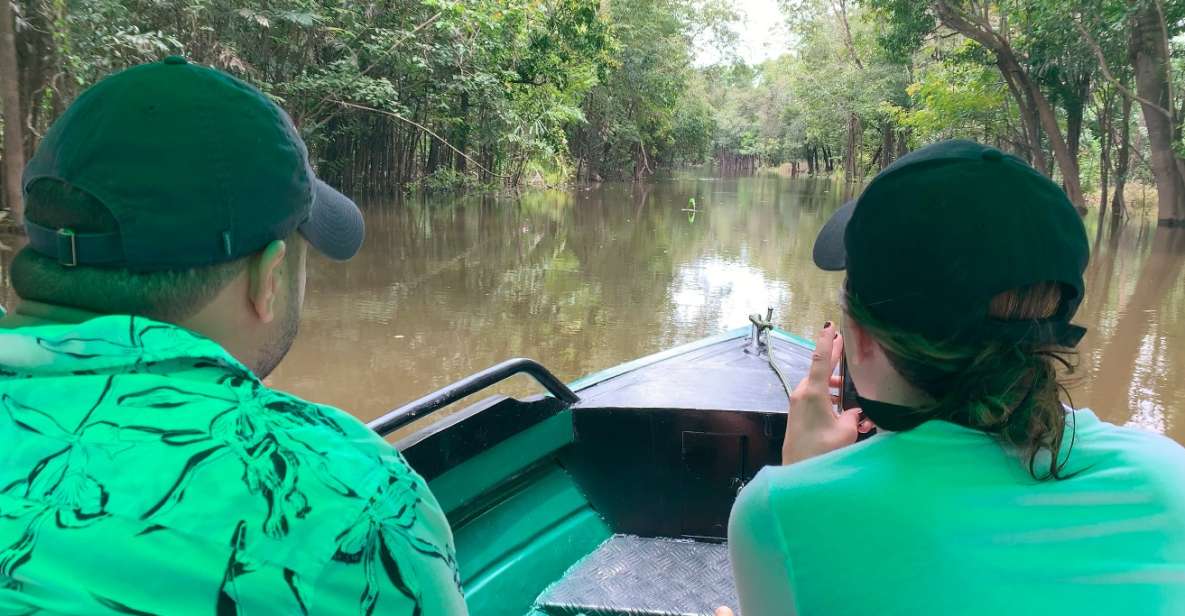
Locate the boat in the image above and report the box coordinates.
[368,314,816,616]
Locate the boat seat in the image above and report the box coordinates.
[535,534,739,616]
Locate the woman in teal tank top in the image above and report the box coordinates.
[724,140,1185,616]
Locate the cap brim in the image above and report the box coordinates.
[299,179,364,261]
[812,199,856,271]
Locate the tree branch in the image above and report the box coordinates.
[1072,19,1172,119]
[305,11,445,127]
[360,11,443,80]
[933,1,1001,54]
[830,0,863,70]
[328,99,513,180]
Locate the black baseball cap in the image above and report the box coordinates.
[813,139,1089,347]
[22,56,363,270]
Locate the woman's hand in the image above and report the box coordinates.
[781,322,868,465]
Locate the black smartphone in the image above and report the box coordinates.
[839,355,859,410]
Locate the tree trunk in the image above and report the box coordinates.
[1025,68,1085,210]
[843,113,861,179]
[933,1,1083,207]
[1097,94,1110,219]
[864,145,882,177]
[1002,55,1083,208]
[999,64,1047,175]
[1066,75,1090,166]
[1128,0,1185,225]
[0,0,25,223]
[881,123,896,170]
[455,93,469,174]
[425,133,441,176]
[1111,95,1133,220]
[1066,77,1090,208]
[633,142,649,181]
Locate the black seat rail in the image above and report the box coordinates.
[368,357,580,436]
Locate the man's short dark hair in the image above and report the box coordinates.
[11,180,247,322]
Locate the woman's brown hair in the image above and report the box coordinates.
[846,281,1078,480]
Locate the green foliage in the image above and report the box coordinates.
[890,45,1009,142]
[10,0,1179,201]
[669,76,719,164]
[705,1,910,175]
[566,0,736,179]
[15,0,614,192]
[866,0,935,61]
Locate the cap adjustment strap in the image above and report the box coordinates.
[26,220,125,267]
[57,228,77,267]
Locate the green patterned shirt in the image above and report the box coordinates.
[0,315,465,615]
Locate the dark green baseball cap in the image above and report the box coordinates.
[22,56,363,270]
[813,139,1089,347]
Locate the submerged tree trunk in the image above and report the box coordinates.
[1112,95,1133,220]
[1097,92,1111,219]
[1129,0,1185,225]
[0,0,24,223]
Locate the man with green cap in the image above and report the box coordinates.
[0,58,465,614]
[726,140,1185,615]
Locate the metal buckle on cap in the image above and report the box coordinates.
[56,228,78,267]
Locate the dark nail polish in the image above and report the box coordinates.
[823,321,832,329]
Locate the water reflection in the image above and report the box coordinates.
[671,257,789,331]
[1,174,1182,444]
[1078,225,1185,438]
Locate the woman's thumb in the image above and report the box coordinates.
[837,408,862,433]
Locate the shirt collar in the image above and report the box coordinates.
[0,299,105,328]
[0,314,256,381]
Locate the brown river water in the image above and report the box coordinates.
[2,173,1184,443]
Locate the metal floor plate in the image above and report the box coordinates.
[535,535,739,616]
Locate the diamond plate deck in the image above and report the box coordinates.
[535,535,739,616]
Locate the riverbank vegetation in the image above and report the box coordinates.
[701,0,1185,224]
[1,0,1184,224]
[0,0,733,222]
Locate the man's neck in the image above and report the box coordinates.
[0,299,106,328]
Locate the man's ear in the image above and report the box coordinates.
[248,240,287,324]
